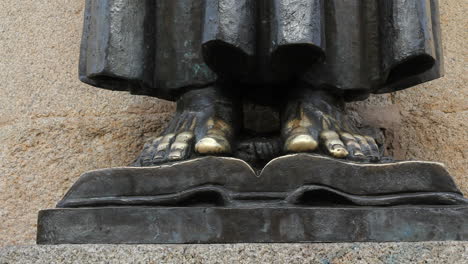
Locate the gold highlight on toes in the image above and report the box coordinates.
[284,134,319,153]
[153,134,176,160]
[156,134,175,152]
[152,137,163,145]
[320,130,349,159]
[283,110,319,153]
[168,132,195,160]
[174,132,194,142]
[195,136,231,154]
[196,118,233,155]
[329,145,349,158]
[339,132,365,158]
[168,150,184,160]
[206,118,233,137]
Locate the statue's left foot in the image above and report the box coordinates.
[282,89,381,162]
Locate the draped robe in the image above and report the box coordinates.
[79,0,444,102]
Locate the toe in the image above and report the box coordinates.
[168,132,194,161]
[365,136,381,161]
[339,132,366,161]
[320,130,349,159]
[141,138,161,164]
[196,118,233,155]
[354,135,371,154]
[354,134,378,161]
[195,135,231,154]
[137,144,152,166]
[283,121,320,153]
[168,132,195,161]
[153,134,175,163]
[284,134,319,153]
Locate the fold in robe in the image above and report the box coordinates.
[79,0,443,102]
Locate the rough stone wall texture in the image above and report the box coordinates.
[1,243,467,264]
[0,0,466,247]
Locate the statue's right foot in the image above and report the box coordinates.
[135,87,238,166]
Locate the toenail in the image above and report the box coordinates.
[195,137,230,154]
[354,150,365,157]
[331,145,349,158]
[286,135,318,152]
[153,155,164,161]
[168,151,182,160]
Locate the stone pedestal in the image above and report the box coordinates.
[36,155,468,244]
[38,206,467,244]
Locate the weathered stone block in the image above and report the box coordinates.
[1,243,467,264]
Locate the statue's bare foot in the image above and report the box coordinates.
[282,89,381,162]
[135,87,238,166]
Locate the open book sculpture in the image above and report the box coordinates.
[38,154,467,244]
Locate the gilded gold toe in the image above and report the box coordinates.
[195,136,231,154]
[329,145,349,158]
[284,134,319,153]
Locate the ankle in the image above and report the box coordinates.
[291,88,345,111]
[177,85,237,112]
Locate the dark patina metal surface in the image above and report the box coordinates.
[36,0,465,245]
[57,155,467,208]
[79,0,443,102]
[37,206,468,244]
[37,155,467,244]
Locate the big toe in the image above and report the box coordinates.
[284,134,319,153]
[195,136,231,154]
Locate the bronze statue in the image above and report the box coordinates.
[80,0,443,165]
[36,0,468,245]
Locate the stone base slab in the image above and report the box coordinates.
[1,243,467,264]
[37,206,468,244]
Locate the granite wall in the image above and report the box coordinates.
[0,0,466,246]
[2,243,467,264]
